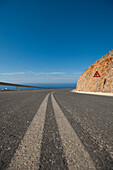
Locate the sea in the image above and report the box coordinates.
[0,83,76,91]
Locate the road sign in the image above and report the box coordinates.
[93,71,101,92]
[93,71,101,77]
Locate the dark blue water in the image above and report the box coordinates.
[0,83,76,91]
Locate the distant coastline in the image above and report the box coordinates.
[0,83,76,91]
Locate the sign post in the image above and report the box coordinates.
[93,71,101,92]
[96,77,97,92]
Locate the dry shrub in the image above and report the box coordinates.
[110,57,113,60]
[90,64,95,69]
[100,67,105,73]
[104,57,110,62]
[98,63,102,67]
[95,60,99,64]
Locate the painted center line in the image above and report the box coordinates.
[51,93,96,170]
[39,95,68,169]
[7,93,50,170]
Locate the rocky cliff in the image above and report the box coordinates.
[76,50,113,93]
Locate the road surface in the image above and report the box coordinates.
[0,90,113,169]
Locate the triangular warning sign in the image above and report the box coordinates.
[93,71,101,77]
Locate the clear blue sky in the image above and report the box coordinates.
[0,0,113,83]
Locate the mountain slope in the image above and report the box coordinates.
[76,50,113,93]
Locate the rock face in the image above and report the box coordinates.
[76,50,113,93]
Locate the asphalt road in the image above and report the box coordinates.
[0,90,113,170]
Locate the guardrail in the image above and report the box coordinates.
[0,82,55,90]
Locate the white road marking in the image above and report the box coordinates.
[73,90,113,96]
[51,93,96,170]
[8,93,50,170]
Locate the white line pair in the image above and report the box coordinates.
[8,92,95,170]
